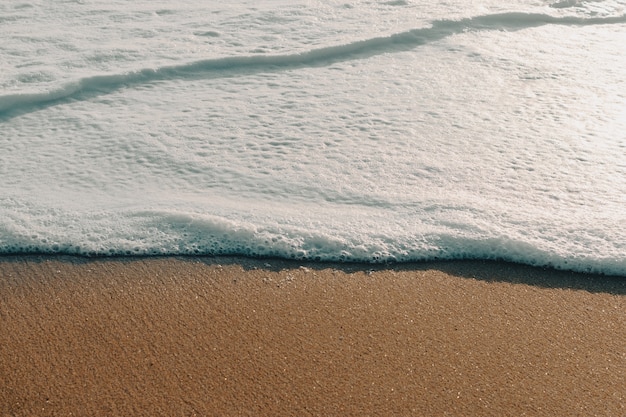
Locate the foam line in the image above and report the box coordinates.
[1,12,625,118]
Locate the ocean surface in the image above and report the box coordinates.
[1,0,625,275]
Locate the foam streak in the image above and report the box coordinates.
[1,12,625,118]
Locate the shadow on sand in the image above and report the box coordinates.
[1,254,624,296]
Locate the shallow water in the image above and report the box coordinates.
[1,0,625,275]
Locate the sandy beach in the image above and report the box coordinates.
[1,256,624,416]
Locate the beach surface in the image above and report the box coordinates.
[1,256,624,416]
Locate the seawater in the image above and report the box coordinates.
[1,0,625,275]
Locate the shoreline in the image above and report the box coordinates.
[1,256,624,416]
[2,254,624,291]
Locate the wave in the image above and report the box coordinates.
[1,11,625,119]
[2,208,625,277]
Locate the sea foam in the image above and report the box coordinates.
[1,2,625,276]
[2,11,625,118]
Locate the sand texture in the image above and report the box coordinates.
[1,256,624,416]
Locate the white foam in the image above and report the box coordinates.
[1,0,625,276]
[3,11,625,118]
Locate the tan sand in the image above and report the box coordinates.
[0,256,624,416]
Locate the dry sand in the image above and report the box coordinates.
[1,256,624,416]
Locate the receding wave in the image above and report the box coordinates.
[1,11,625,118]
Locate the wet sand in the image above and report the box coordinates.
[1,256,624,416]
